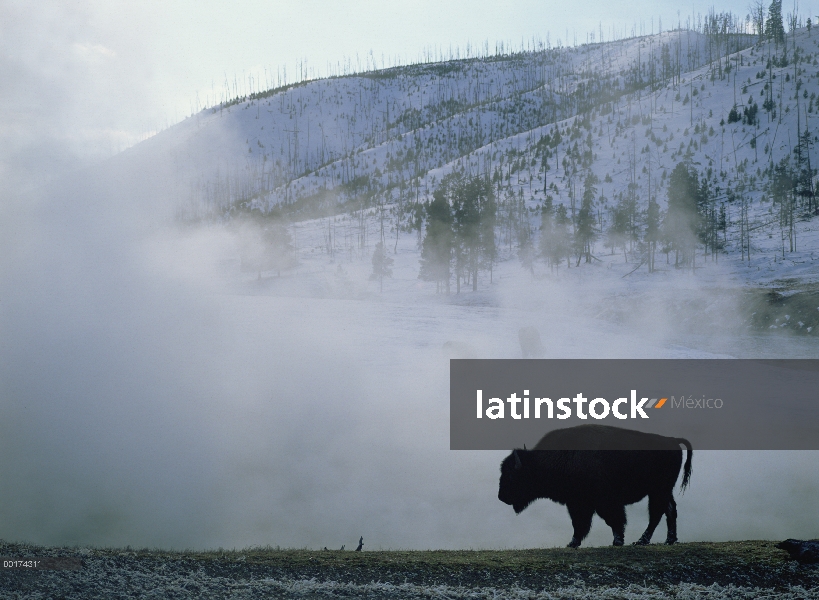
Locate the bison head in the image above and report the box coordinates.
[498,449,536,514]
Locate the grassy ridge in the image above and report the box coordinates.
[146,541,818,589]
[4,540,816,592]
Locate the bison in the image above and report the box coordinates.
[498,425,693,548]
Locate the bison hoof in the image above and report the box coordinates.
[665,537,678,545]
[567,538,581,548]
[612,537,624,547]
[632,538,651,546]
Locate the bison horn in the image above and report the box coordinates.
[513,449,522,470]
[523,444,527,450]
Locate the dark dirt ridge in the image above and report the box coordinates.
[1,540,818,599]
[742,283,819,334]
[595,282,819,339]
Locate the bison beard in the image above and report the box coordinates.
[498,425,693,548]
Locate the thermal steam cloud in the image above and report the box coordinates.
[2,7,819,548]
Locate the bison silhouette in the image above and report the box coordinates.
[498,425,692,548]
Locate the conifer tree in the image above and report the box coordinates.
[771,157,796,253]
[664,162,702,267]
[766,0,785,45]
[575,173,598,264]
[418,189,453,293]
[553,203,573,270]
[608,197,631,262]
[371,241,393,292]
[645,196,660,272]
[480,182,498,282]
[518,223,535,276]
[538,196,555,271]
[451,174,495,291]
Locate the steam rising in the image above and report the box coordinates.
[2,3,818,552]
[2,155,818,550]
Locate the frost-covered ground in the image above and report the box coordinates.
[3,541,818,599]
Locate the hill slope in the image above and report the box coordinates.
[111,23,819,296]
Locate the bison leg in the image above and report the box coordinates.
[634,493,669,545]
[596,504,627,546]
[566,503,594,548]
[664,496,678,545]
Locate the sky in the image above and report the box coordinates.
[0,0,796,190]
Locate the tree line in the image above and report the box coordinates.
[413,160,739,292]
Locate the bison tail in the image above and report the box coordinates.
[678,438,693,492]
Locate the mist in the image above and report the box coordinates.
[3,1,819,553]
[1,148,818,551]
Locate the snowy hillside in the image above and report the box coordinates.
[104,19,819,332]
[135,28,743,216]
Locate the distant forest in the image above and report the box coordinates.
[178,0,818,289]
